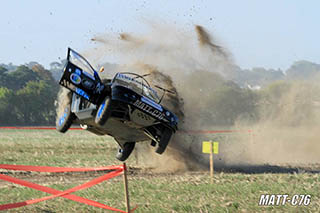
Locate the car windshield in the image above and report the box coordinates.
[68,48,96,79]
[113,73,160,103]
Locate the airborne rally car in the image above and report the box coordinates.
[56,48,178,161]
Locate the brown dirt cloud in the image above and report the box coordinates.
[83,23,320,172]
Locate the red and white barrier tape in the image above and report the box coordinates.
[0,126,81,130]
[0,164,135,212]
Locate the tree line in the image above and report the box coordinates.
[0,64,58,126]
[0,59,320,126]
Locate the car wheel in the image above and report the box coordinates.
[95,96,112,126]
[56,103,75,133]
[116,142,136,161]
[155,128,173,154]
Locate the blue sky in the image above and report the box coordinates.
[0,0,319,70]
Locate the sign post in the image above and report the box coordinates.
[209,142,214,183]
[123,163,130,212]
[202,141,219,184]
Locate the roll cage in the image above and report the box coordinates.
[112,72,161,103]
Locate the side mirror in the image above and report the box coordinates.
[99,66,105,73]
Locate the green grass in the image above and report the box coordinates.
[0,130,319,212]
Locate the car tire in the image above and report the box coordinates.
[95,96,112,126]
[155,128,173,154]
[116,142,136,161]
[56,103,76,133]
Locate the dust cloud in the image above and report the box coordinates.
[232,81,320,168]
[84,23,320,172]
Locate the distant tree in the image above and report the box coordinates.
[286,60,320,80]
[25,61,40,69]
[50,61,61,70]
[0,87,15,125]
[257,80,317,126]
[0,63,59,125]
[6,65,39,90]
[49,60,66,81]
[233,67,285,88]
[15,81,56,125]
[0,63,17,71]
[0,67,8,86]
[31,64,55,83]
[183,71,258,126]
[0,66,7,74]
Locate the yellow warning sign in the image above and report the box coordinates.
[202,141,219,154]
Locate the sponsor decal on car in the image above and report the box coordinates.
[141,96,163,111]
[75,88,90,100]
[75,68,82,75]
[81,78,95,90]
[117,73,137,82]
[133,99,165,121]
[95,82,104,94]
[70,73,81,85]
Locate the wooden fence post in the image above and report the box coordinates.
[123,163,130,212]
[210,141,214,184]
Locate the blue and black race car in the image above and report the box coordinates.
[56,48,178,161]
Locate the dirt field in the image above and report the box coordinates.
[0,129,319,212]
